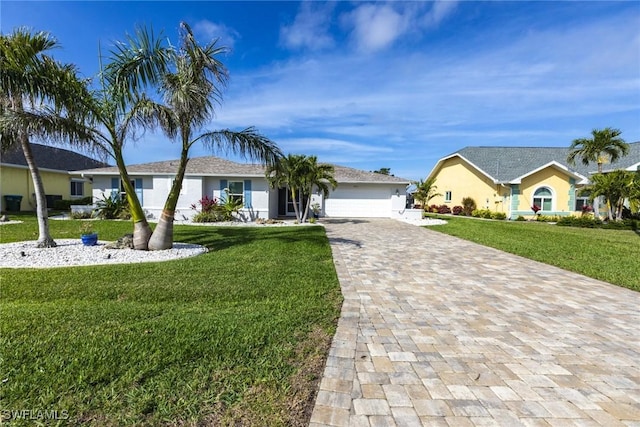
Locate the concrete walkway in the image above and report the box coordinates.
[310,219,640,426]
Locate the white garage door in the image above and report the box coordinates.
[324,185,392,218]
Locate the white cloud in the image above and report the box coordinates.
[343,3,408,53]
[423,0,458,28]
[279,2,335,51]
[341,1,458,53]
[193,20,239,49]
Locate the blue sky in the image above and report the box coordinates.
[3,1,639,180]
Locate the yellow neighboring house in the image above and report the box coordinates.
[0,144,108,212]
[425,143,640,219]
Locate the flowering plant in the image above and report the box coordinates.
[190,195,218,213]
[531,204,541,214]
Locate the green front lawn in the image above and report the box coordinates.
[428,216,640,291]
[0,217,342,426]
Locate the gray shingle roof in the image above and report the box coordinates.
[447,142,640,182]
[79,155,412,184]
[1,144,109,171]
[79,156,267,176]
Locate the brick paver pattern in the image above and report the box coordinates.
[309,219,640,427]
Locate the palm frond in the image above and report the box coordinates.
[196,127,282,166]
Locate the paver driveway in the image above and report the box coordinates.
[310,219,640,426]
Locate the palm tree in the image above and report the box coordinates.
[412,177,441,210]
[0,28,92,247]
[266,154,309,222]
[567,128,629,173]
[73,28,173,250]
[300,156,337,222]
[589,170,633,221]
[137,22,281,250]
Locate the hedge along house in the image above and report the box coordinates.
[425,143,640,220]
[0,144,108,212]
[77,156,411,221]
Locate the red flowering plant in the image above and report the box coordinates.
[190,195,218,213]
[531,204,541,215]
[581,204,593,216]
[191,195,225,222]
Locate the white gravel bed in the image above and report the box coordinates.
[0,239,207,269]
[397,217,447,226]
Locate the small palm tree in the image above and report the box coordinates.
[589,170,634,221]
[412,177,441,210]
[266,154,308,222]
[567,128,629,173]
[0,28,92,247]
[300,156,337,222]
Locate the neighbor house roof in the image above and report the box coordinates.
[427,142,640,184]
[1,144,108,172]
[77,156,412,184]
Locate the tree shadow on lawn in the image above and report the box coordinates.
[174,225,330,252]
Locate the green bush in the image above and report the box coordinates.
[557,215,637,230]
[192,210,226,223]
[536,215,561,222]
[70,211,93,219]
[461,197,476,216]
[557,216,602,228]
[94,195,130,220]
[52,196,93,211]
[490,212,507,220]
[515,215,526,221]
[472,209,492,219]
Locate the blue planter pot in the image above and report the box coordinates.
[81,233,98,246]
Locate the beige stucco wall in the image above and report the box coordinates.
[429,157,507,211]
[518,167,578,215]
[1,165,75,211]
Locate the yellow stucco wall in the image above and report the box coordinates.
[518,167,577,215]
[0,165,78,211]
[430,157,508,212]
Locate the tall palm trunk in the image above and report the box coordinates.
[20,134,56,247]
[147,145,189,250]
[290,187,302,222]
[12,94,56,248]
[112,146,152,249]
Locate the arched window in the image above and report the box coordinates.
[533,187,553,211]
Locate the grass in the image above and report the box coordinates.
[0,215,342,426]
[427,215,640,292]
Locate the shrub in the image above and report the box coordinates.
[94,195,130,219]
[472,209,492,219]
[190,193,242,222]
[536,215,561,223]
[491,212,507,220]
[461,197,476,216]
[429,204,439,213]
[515,215,526,221]
[52,196,93,211]
[192,211,225,223]
[71,211,93,219]
[437,204,451,214]
[452,206,463,215]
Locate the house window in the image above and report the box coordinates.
[445,191,452,203]
[533,187,553,211]
[70,180,84,198]
[227,181,244,205]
